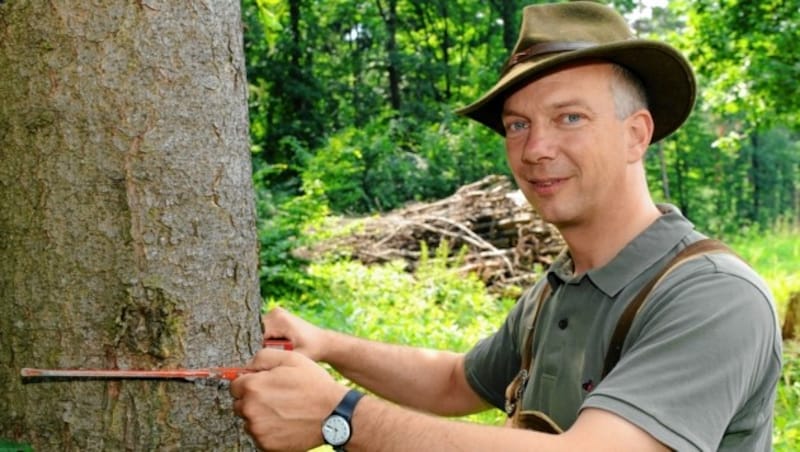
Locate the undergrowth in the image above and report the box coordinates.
[727,225,800,450]
[266,221,799,447]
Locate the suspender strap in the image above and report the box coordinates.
[504,283,551,417]
[522,284,552,371]
[506,238,737,430]
[601,239,735,378]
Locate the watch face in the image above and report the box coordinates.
[322,414,351,446]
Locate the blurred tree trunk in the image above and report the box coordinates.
[489,0,522,53]
[655,142,671,201]
[378,0,402,110]
[0,1,261,450]
[783,291,799,341]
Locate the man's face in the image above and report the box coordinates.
[501,63,636,230]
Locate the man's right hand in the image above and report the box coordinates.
[261,307,488,417]
[261,307,328,362]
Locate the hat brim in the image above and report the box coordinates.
[456,40,696,143]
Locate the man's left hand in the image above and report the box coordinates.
[231,348,348,451]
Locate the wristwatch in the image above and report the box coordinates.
[322,388,364,451]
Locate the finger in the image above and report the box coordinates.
[261,307,287,330]
[246,347,297,370]
[229,371,257,399]
[232,398,243,417]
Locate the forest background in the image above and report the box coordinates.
[242,0,799,449]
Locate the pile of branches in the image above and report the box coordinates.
[303,175,566,291]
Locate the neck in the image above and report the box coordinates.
[560,198,661,276]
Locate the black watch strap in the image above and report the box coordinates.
[328,388,364,451]
[334,388,364,419]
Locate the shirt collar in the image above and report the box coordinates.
[546,204,696,297]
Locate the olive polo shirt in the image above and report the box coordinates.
[464,205,782,451]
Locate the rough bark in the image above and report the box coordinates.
[0,1,261,450]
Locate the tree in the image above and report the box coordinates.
[680,0,800,131]
[0,1,262,449]
[664,0,800,231]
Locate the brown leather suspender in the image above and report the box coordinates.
[504,284,551,418]
[601,239,734,377]
[505,239,736,432]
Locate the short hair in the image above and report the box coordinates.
[610,64,649,120]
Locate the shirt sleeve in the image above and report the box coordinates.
[463,286,533,410]
[582,253,781,451]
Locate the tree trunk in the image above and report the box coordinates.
[0,1,261,450]
[440,0,451,100]
[749,134,762,224]
[782,291,800,342]
[656,142,671,201]
[378,0,402,110]
[490,0,521,53]
[673,147,690,218]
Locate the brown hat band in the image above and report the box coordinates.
[503,41,597,75]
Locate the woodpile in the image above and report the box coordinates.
[301,175,566,291]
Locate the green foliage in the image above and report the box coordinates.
[274,240,514,351]
[303,112,508,214]
[646,107,800,236]
[244,0,799,242]
[265,216,799,441]
[252,0,285,51]
[269,240,513,425]
[645,105,721,231]
[244,0,800,440]
[775,342,800,451]
[639,0,800,235]
[242,0,530,196]
[725,223,800,313]
[255,167,330,304]
[676,0,800,130]
[716,224,799,450]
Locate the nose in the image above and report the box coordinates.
[520,126,556,164]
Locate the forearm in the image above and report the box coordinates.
[319,329,486,416]
[232,348,668,452]
[349,395,558,452]
[347,397,668,452]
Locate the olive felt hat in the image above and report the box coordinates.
[456,1,696,143]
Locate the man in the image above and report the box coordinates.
[231,2,782,451]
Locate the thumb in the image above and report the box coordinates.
[246,348,298,371]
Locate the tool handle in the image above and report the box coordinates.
[262,338,293,350]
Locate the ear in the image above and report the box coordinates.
[625,109,654,163]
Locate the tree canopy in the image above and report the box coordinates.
[243,0,797,236]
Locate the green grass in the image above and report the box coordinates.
[271,226,800,447]
[727,226,800,451]
[726,225,800,320]
[775,342,800,451]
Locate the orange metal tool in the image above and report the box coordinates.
[21,339,293,382]
[20,367,252,381]
[263,338,294,350]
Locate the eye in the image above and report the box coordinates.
[505,119,528,134]
[560,113,584,125]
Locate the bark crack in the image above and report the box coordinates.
[123,135,146,273]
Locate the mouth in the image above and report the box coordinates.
[527,177,568,195]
